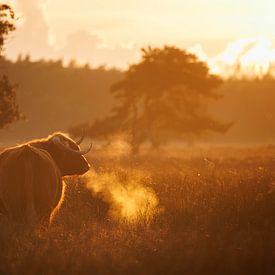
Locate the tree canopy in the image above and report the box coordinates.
[0,4,15,54]
[0,4,23,129]
[72,46,233,153]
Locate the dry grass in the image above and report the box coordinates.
[1,146,275,275]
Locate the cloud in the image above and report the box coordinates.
[189,37,275,77]
[7,0,53,59]
[55,30,140,68]
[5,2,275,74]
[5,1,140,68]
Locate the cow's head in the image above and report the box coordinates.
[43,133,92,176]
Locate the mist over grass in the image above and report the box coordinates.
[1,146,275,274]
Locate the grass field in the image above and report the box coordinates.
[1,145,275,275]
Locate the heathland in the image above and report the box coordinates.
[1,146,275,275]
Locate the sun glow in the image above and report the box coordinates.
[190,37,275,78]
[2,1,275,77]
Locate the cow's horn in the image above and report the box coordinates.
[76,131,85,145]
[52,136,92,155]
[77,142,93,155]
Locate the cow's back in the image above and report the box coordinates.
[0,144,62,222]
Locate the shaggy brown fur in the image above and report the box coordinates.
[0,133,90,224]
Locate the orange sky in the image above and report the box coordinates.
[2,0,275,76]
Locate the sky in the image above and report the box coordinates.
[2,0,275,76]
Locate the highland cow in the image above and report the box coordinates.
[0,132,92,224]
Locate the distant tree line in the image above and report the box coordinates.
[1,52,275,144]
[0,54,122,141]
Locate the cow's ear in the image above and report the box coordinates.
[50,135,62,144]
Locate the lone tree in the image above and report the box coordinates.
[0,4,23,128]
[71,46,232,153]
